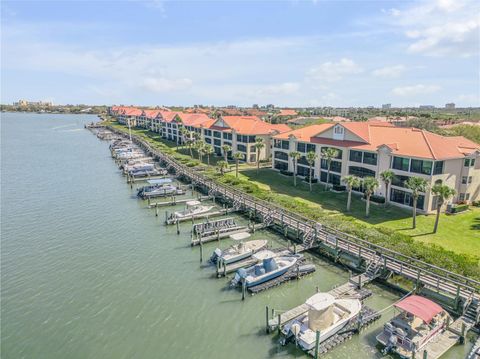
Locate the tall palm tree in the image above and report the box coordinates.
[405,177,429,229]
[289,151,301,187]
[321,147,340,191]
[195,141,205,161]
[342,175,361,212]
[216,160,228,175]
[179,127,189,148]
[233,152,244,178]
[380,170,395,207]
[431,184,456,233]
[221,144,232,162]
[363,176,379,217]
[203,144,214,166]
[306,151,317,192]
[254,138,265,175]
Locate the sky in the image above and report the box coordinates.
[1,0,479,107]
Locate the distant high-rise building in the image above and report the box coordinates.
[382,103,392,109]
[419,105,435,109]
[252,104,259,109]
[445,103,455,109]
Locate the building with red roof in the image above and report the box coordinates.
[272,122,480,212]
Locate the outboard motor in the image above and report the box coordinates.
[209,248,222,263]
[231,268,247,287]
[383,334,398,354]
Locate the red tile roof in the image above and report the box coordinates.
[215,116,291,135]
[277,109,297,117]
[274,122,479,160]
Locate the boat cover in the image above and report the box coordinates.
[394,295,443,324]
[147,178,172,185]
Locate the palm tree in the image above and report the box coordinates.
[363,176,379,217]
[321,147,340,191]
[342,175,361,212]
[431,184,456,233]
[195,141,205,161]
[254,138,265,175]
[203,144,214,166]
[179,127,188,148]
[221,144,232,162]
[380,170,395,207]
[289,151,301,187]
[233,152,243,178]
[216,160,228,175]
[306,151,317,192]
[405,177,429,229]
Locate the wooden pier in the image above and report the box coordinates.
[107,126,480,328]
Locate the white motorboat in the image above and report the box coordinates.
[137,178,185,199]
[210,238,268,264]
[281,292,361,350]
[376,295,451,358]
[232,255,299,288]
[173,200,214,219]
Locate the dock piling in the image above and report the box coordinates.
[241,279,246,301]
[265,306,269,334]
[314,330,320,359]
[155,203,158,217]
[176,219,180,235]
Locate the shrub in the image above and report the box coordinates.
[280,170,294,176]
[303,176,318,183]
[363,194,386,204]
[332,185,346,192]
[450,204,469,213]
[472,201,480,207]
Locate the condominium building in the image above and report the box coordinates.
[272,122,479,213]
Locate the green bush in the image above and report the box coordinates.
[451,204,469,213]
[332,185,346,191]
[363,194,386,204]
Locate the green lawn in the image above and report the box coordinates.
[238,168,480,257]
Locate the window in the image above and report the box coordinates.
[205,138,212,144]
[433,161,444,175]
[321,159,342,173]
[469,176,473,184]
[307,144,316,153]
[248,136,256,143]
[224,141,232,147]
[349,150,363,163]
[363,152,377,166]
[297,142,306,152]
[214,139,221,146]
[320,171,341,185]
[250,145,256,152]
[296,165,311,177]
[213,131,221,138]
[348,166,375,178]
[390,188,425,209]
[274,151,288,161]
[222,133,232,140]
[237,134,254,143]
[204,130,212,137]
[392,175,410,188]
[298,156,310,166]
[392,156,409,171]
[464,158,476,167]
[321,147,342,159]
[462,176,468,184]
[249,153,256,162]
[467,193,471,200]
[274,160,288,171]
[237,144,247,152]
[334,126,344,134]
[274,140,289,150]
[459,193,465,201]
[410,159,433,175]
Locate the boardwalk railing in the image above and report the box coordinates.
[111,127,480,302]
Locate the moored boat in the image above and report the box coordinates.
[137,178,185,199]
[210,238,268,264]
[281,292,362,350]
[231,255,299,288]
[172,200,214,219]
[376,295,451,358]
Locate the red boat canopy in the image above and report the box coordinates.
[395,295,444,324]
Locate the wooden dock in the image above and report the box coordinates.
[192,226,248,246]
[420,316,475,359]
[107,126,480,325]
[267,272,375,331]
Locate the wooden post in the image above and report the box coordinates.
[241,279,246,301]
[223,260,226,277]
[199,241,203,263]
[277,314,281,334]
[176,219,180,235]
[423,350,428,359]
[454,285,461,309]
[358,274,362,289]
[460,323,466,344]
[314,330,320,359]
[446,316,451,330]
[265,306,270,334]
[155,203,158,217]
[216,229,220,241]
[293,243,297,254]
[148,197,151,206]
[416,269,421,291]
[165,211,168,224]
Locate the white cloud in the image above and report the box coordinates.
[141,77,192,93]
[253,82,300,97]
[307,58,363,82]
[372,64,406,78]
[455,94,480,106]
[392,84,441,96]
[387,0,480,56]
